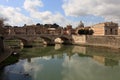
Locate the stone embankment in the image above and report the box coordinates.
[72,35,120,49]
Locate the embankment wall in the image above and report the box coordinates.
[72,35,120,49]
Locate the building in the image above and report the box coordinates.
[3,23,64,35]
[118,28,120,35]
[63,25,74,35]
[35,24,48,34]
[92,22,118,35]
[14,27,26,35]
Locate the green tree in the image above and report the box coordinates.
[78,29,84,35]
[36,23,41,26]
[84,29,89,35]
[78,29,94,35]
[89,29,94,35]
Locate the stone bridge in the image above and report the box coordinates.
[3,34,73,47]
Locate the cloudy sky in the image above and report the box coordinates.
[0,0,120,27]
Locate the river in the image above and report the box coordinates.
[0,44,120,80]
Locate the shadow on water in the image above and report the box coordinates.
[0,53,19,79]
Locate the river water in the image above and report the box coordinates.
[1,44,120,80]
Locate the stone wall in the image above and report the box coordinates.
[72,35,120,49]
[72,35,86,44]
[86,35,120,48]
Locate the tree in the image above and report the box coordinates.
[78,29,84,35]
[84,29,89,34]
[52,23,59,28]
[0,18,5,35]
[0,18,4,27]
[78,29,94,35]
[44,24,50,28]
[36,23,41,26]
[89,29,94,35]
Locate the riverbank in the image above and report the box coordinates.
[72,35,120,49]
[0,48,13,63]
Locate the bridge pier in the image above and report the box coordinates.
[43,40,55,46]
[0,36,4,52]
[22,41,33,47]
[65,40,72,44]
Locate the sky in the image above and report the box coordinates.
[0,0,120,27]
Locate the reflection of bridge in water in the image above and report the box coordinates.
[17,45,120,67]
[4,34,73,47]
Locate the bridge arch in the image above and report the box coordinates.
[4,36,29,47]
[3,34,73,46]
[39,36,55,45]
[55,35,72,44]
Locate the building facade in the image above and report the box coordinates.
[92,22,118,35]
[4,23,64,35]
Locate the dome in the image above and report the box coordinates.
[78,21,84,27]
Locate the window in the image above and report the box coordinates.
[110,28,112,34]
[105,30,107,35]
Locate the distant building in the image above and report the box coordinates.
[118,28,120,35]
[78,21,84,28]
[76,21,85,34]
[14,27,26,35]
[63,25,73,35]
[3,23,64,35]
[75,21,93,35]
[2,21,119,36]
[91,22,118,35]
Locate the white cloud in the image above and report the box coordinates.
[23,0,71,27]
[24,0,43,12]
[1,0,81,27]
[0,5,33,26]
[62,0,120,24]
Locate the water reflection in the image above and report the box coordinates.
[62,54,120,80]
[1,45,120,80]
[93,56,119,67]
[54,44,62,50]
